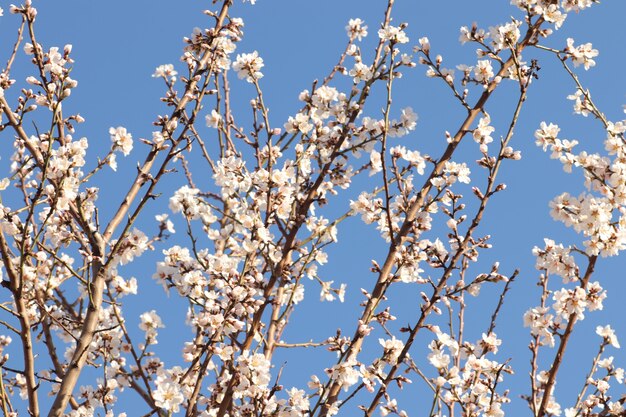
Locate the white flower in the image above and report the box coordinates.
[489,21,521,51]
[595,378,610,393]
[44,47,66,76]
[379,337,405,365]
[596,325,620,348]
[139,310,164,332]
[236,351,272,391]
[391,145,425,175]
[329,360,360,392]
[349,62,373,83]
[428,349,450,369]
[312,85,339,106]
[542,4,567,29]
[369,150,382,176]
[486,403,505,417]
[279,283,305,305]
[112,275,138,297]
[109,126,133,156]
[153,381,184,413]
[152,131,166,148]
[474,60,494,83]
[286,387,310,413]
[443,161,471,184]
[609,401,624,415]
[417,37,430,53]
[473,114,495,147]
[206,109,222,128]
[532,239,577,282]
[169,185,216,223]
[0,335,12,357]
[566,38,598,71]
[350,192,383,224]
[534,122,561,150]
[107,153,117,171]
[562,0,594,13]
[553,287,587,320]
[320,280,335,302]
[378,25,409,44]
[346,18,368,41]
[564,408,577,417]
[284,112,313,134]
[459,26,472,44]
[152,64,178,80]
[400,107,418,131]
[480,332,502,353]
[115,228,149,266]
[232,51,264,82]
[155,213,175,234]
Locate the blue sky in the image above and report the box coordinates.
[2,0,626,415]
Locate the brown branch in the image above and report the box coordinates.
[44,3,234,416]
[536,255,597,417]
[320,17,544,417]
[0,225,39,416]
[102,0,233,243]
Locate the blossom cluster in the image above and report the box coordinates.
[0,1,623,417]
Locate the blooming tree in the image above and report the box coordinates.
[0,1,625,416]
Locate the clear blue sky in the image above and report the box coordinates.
[1,1,626,415]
